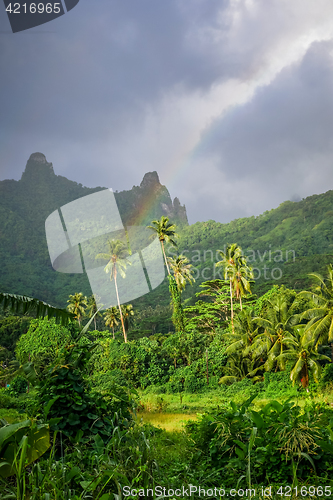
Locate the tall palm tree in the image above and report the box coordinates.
[168,255,195,292]
[216,243,243,333]
[121,304,135,338]
[300,265,333,357]
[147,216,178,274]
[86,295,102,330]
[167,255,195,334]
[104,306,120,339]
[233,258,254,311]
[67,292,87,327]
[95,239,131,343]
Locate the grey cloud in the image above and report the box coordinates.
[1,1,333,225]
[181,40,333,222]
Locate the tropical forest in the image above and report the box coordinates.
[1,156,333,499]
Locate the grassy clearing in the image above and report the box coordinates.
[137,388,230,414]
[136,411,197,431]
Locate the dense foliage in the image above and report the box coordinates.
[2,205,333,496]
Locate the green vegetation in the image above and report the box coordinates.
[3,202,333,497]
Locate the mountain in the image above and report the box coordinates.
[0,153,187,305]
[1,152,333,312]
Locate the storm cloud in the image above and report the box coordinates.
[1,0,333,223]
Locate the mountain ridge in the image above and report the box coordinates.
[0,153,333,307]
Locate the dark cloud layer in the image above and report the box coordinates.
[1,1,333,223]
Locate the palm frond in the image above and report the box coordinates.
[0,292,72,325]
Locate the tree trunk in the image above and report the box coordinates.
[230,278,235,334]
[161,240,170,275]
[206,348,209,385]
[114,269,127,343]
[112,326,115,340]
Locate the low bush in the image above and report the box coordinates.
[186,396,333,487]
[321,363,333,387]
[0,389,15,409]
[263,370,298,398]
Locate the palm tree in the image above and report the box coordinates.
[121,304,135,339]
[167,255,195,334]
[104,306,120,339]
[277,326,331,391]
[147,216,178,274]
[216,244,243,333]
[67,293,87,327]
[168,255,195,292]
[299,265,333,357]
[224,308,259,356]
[233,257,254,310]
[251,296,299,372]
[86,295,102,330]
[95,239,131,343]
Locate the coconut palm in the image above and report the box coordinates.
[168,255,195,292]
[95,239,131,343]
[276,326,331,391]
[86,295,103,330]
[104,306,120,339]
[216,244,243,333]
[250,296,299,372]
[121,304,135,338]
[219,351,262,385]
[224,308,259,356]
[167,255,195,334]
[147,216,178,274]
[299,264,333,355]
[233,258,254,310]
[67,292,87,327]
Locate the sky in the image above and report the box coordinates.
[1,0,333,224]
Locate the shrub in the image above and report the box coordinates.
[186,397,333,487]
[16,318,73,373]
[264,370,298,397]
[321,363,333,387]
[0,389,15,409]
[36,343,135,443]
[6,375,27,397]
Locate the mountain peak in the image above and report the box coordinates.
[29,152,48,163]
[140,171,160,190]
[21,152,55,181]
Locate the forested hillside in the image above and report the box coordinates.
[0,153,187,306]
[0,152,333,311]
[177,191,333,298]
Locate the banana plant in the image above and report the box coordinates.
[0,291,73,325]
[0,419,50,478]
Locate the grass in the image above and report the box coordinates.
[138,387,230,414]
[0,408,27,423]
[136,411,197,431]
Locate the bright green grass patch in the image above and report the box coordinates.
[137,411,197,431]
[0,408,27,423]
